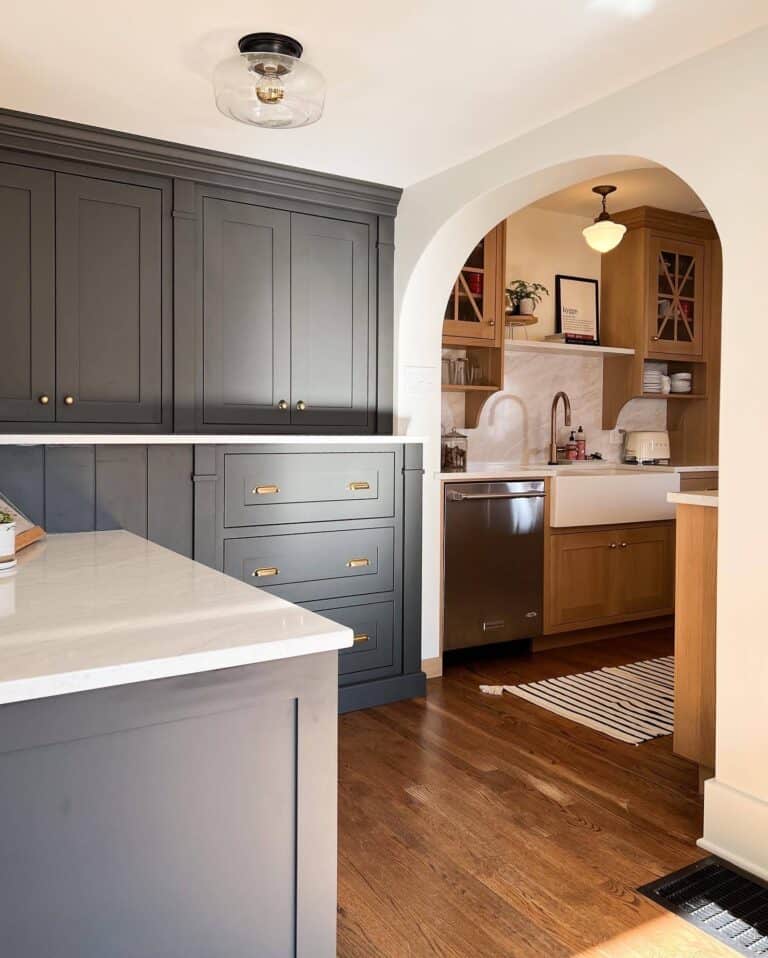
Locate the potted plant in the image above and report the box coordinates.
[506,280,549,316]
[0,511,16,567]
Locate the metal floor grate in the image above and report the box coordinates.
[639,857,768,955]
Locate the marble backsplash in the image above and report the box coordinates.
[442,347,667,463]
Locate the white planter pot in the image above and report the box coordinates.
[518,297,535,315]
[0,522,16,566]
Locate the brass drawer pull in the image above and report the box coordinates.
[346,558,370,569]
[347,481,370,491]
[253,484,280,495]
[353,633,369,645]
[252,567,279,578]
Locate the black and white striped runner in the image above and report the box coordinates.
[480,655,674,745]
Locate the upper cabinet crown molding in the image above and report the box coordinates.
[614,206,718,241]
[0,107,402,218]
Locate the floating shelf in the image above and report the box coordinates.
[640,392,707,400]
[505,340,635,357]
[441,384,499,393]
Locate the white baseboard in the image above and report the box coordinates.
[699,778,768,881]
[422,655,443,679]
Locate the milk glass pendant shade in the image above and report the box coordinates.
[214,33,325,129]
[582,185,627,253]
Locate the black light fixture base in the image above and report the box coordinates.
[238,33,304,59]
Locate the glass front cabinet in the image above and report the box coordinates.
[442,222,505,345]
[649,235,705,357]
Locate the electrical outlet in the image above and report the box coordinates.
[610,428,624,445]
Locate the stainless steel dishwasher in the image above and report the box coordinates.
[444,480,544,650]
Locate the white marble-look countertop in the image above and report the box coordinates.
[0,434,424,446]
[437,461,718,481]
[668,490,719,508]
[0,531,352,705]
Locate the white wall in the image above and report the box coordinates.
[394,27,768,876]
[442,205,667,459]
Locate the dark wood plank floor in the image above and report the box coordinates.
[338,630,732,957]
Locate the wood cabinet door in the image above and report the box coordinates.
[290,213,373,429]
[56,174,165,424]
[548,529,619,629]
[442,222,504,344]
[648,235,705,357]
[201,197,291,427]
[0,163,55,422]
[613,523,675,617]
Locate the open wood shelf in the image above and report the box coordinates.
[505,340,635,357]
[640,392,708,400]
[441,384,499,393]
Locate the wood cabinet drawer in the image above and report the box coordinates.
[223,451,396,527]
[679,472,718,492]
[224,527,394,603]
[304,598,398,680]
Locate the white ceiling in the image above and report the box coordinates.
[3,1,767,186]
[535,166,709,218]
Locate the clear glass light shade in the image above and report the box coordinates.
[214,52,325,129]
[582,219,627,253]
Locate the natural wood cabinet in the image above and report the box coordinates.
[546,522,674,633]
[442,222,505,345]
[673,503,717,771]
[649,234,705,357]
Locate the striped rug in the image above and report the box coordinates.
[479,655,674,745]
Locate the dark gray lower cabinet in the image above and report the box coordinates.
[195,442,426,712]
[56,174,167,424]
[0,163,55,421]
[0,653,338,958]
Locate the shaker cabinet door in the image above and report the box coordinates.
[55,174,165,424]
[290,214,373,429]
[202,198,291,427]
[0,163,55,422]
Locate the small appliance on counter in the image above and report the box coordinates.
[623,430,671,465]
[441,429,468,472]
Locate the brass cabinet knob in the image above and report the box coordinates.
[609,543,618,549]
[63,395,75,406]
[346,558,370,568]
[652,335,660,341]
[38,394,50,405]
[253,485,279,496]
[252,567,279,578]
[278,400,288,410]
[353,633,369,645]
[620,542,628,549]
[296,400,306,411]
[347,481,370,492]
[489,319,496,327]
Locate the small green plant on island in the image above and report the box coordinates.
[0,511,14,525]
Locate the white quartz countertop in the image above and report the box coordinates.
[0,434,424,446]
[668,490,719,508]
[0,531,353,705]
[437,461,718,481]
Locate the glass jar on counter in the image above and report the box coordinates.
[441,429,468,473]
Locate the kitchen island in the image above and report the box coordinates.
[0,530,351,957]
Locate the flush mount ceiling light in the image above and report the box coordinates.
[214,33,325,130]
[582,185,627,253]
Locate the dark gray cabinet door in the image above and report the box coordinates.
[202,198,291,427]
[0,163,55,422]
[56,174,164,424]
[290,214,373,429]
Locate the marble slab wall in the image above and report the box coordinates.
[442,347,666,463]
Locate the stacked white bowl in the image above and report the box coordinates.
[670,372,692,393]
[643,369,664,393]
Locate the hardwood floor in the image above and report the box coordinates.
[338,630,732,957]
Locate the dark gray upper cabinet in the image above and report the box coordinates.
[290,214,373,429]
[56,174,165,424]
[0,163,55,422]
[202,198,291,427]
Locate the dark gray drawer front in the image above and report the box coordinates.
[224,527,394,602]
[224,451,395,527]
[311,599,396,677]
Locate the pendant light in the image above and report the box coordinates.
[582,185,627,253]
[214,33,326,129]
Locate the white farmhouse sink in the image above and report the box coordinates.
[550,469,680,527]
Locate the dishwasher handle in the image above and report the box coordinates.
[447,490,546,502]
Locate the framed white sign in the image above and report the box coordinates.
[555,275,599,345]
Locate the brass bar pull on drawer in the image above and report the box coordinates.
[347,481,370,491]
[346,558,370,569]
[252,567,279,578]
[353,633,369,645]
[253,484,279,495]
